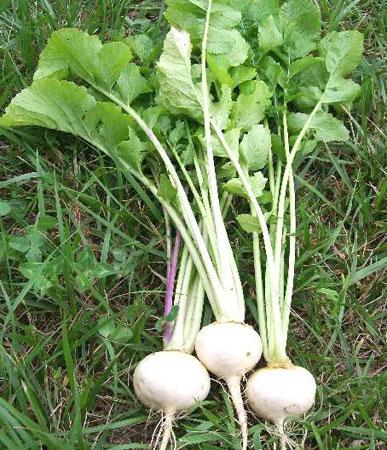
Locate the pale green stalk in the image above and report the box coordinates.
[167,193,233,352]
[252,231,268,356]
[98,89,242,320]
[116,155,220,316]
[211,120,284,355]
[170,145,218,260]
[281,113,296,343]
[165,245,190,350]
[274,101,322,280]
[201,0,244,320]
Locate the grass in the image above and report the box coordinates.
[0,1,386,449]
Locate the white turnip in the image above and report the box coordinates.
[195,322,262,449]
[134,350,210,450]
[246,365,316,426]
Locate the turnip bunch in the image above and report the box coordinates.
[133,233,211,450]
[0,7,262,448]
[0,0,364,448]
[208,0,363,445]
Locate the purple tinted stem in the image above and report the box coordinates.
[163,232,181,341]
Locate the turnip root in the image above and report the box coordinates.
[195,322,262,450]
[246,365,316,426]
[134,350,210,450]
[247,364,316,450]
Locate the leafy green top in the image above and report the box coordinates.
[0,0,364,359]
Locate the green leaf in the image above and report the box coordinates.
[157,27,202,121]
[19,262,53,292]
[158,174,177,202]
[244,0,280,27]
[280,0,321,59]
[236,214,261,233]
[288,111,349,142]
[76,272,93,293]
[289,56,324,78]
[111,325,133,343]
[34,28,132,91]
[210,85,233,130]
[94,263,115,279]
[117,127,149,173]
[27,228,45,249]
[169,121,186,145]
[240,125,271,171]
[207,54,233,87]
[224,172,267,198]
[26,246,42,262]
[116,63,152,106]
[125,34,156,65]
[78,246,96,271]
[212,128,240,158]
[0,79,132,158]
[0,201,11,217]
[301,139,318,155]
[207,29,249,67]
[232,80,271,130]
[230,65,257,88]
[165,304,179,322]
[36,215,57,230]
[165,0,249,72]
[320,31,363,104]
[261,56,284,87]
[9,236,30,253]
[258,15,283,52]
[98,317,115,337]
[321,30,364,78]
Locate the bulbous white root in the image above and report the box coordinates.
[195,322,262,380]
[195,322,262,450]
[133,350,211,449]
[246,365,316,426]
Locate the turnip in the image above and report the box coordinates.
[195,321,261,448]
[133,350,210,450]
[208,11,362,445]
[212,106,319,447]
[133,236,210,449]
[0,0,363,446]
[246,365,316,426]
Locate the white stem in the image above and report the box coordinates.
[201,0,243,319]
[165,245,191,350]
[274,102,322,280]
[117,158,219,315]
[282,113,296,343]
[102,91,234,319]
[211,120,283,344]
[252,230,268,356]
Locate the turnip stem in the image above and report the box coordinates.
[266,118,276,200]
[201,0,244,318]
[274,101,322,284]
[211,120,283,349]
[164,209,172,260]
[252,231,268,356]
[163,232,181,342]
[282,113,296,343]
[170,145,217,255]
[100,90,238,320]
